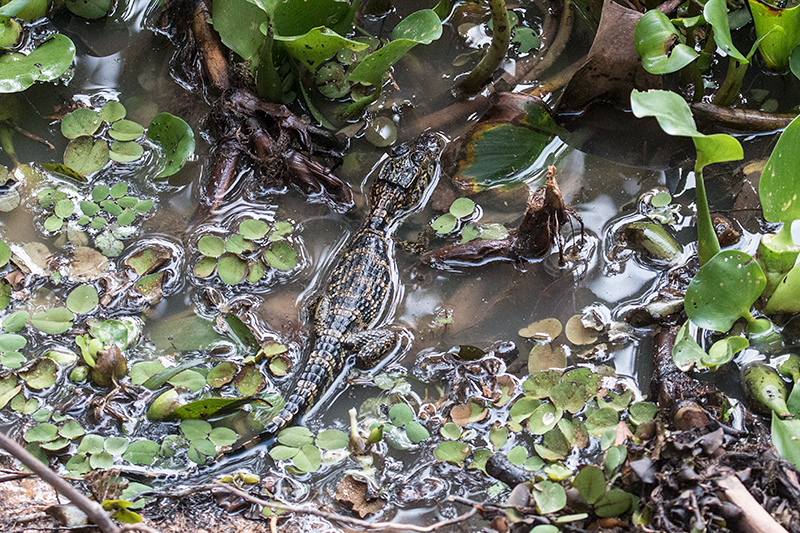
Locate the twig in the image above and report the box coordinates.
[0,430,120,533]
[717,470,790,533]
[212,481,479,531]
[118,525,163,533]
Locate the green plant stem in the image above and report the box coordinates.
[695,171,720,266]
[457,0,510,95]
[0,124,19,167]
[774,222,797,249]
[711,57,748,107]
[255,28,283,104]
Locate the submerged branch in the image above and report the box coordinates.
[457,0,511,95]
[691,102,797,133]
[212,481,479,531]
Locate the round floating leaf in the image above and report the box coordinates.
[110,141,144,163]
[40,438,70,451]
[269,445,300,461]
[573,465,605,505]
[66,285,99,314]
[519,318,562,341]
[585,408,620,437]
[595,488,634,517]
[405,420,430,443]
[31,307,74,334]
[292,444,322,473]
[522,371,561,399]
[104,437,128,455]
[147,113,195,179]
[109,120,144,141]
[449,197,475,218]
[217,255,248,285]
[0,332,26,351]
[565,315,599,345]
[122,439,159,465]
[316,429,349,450]
[268,356,289,376]
[1,351,24,368]
[489,426,508,449]
[64,137,109,176]
[91,184,110,202]
[528,343,568,373]
[209,427,238,447]
[432,213,457,234]
[180,419,212,441]
[684,250,766,332]
[167,369,206,393]
[130,361,165,386]
[44,216,63,232]
[100,101,126,122]
[198,235,225,258]
[117,196,137,208]
[134,199,153,213]
[441,422,462,440]
[91,216,107,230]
[0,239,9,267]
[532,480,567,514]
[79,201,100,216]
[529,403,562,435]
[263,242,297,271]
[0,34,76,93]
[389,403,414,426]
[25,423,58,443]
[460,224,479,243]
[61,108,101,139]
[277,427,314,448]
[65,0,112,19]
[507,445,528,465]
[225,234,250,254]
[90,451,114,469]
[629,401,659,425]
[270,221,293,241]
[77,434,105,454]
[207,361,237,388]
[239,219,269,240]
[19,358,58,389]
[510,397,541,423]
[59,420,84,439]
[433,440,471,466]
[193,257,217,278]
[235,365,264,396]
[450,399,487,426]
[110,182,127,198]
[549,381,587,413]
[54,198,74,218]
[117,209,136,226]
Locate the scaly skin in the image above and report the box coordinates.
[241,132,446,449]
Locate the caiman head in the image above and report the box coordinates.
[370,132,446,219]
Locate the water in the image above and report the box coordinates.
[0,0,790,529]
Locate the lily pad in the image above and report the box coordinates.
[519,318,562,341]
[235,365,264,395]
[109,141,144,163]
[529,403,562,434]
[278,427,314,448]
[207,362,238,388]
[449,197,475,218]
[239,219,269,240]
[66,284,99,314]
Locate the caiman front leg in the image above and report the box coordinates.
[345,329,398,369]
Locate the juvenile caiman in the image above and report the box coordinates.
[235,131,446,452]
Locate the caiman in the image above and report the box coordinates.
[228,132,446,457]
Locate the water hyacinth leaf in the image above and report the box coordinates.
[0,33,75,93]
[585,408,620,437]
[704,0,747,62]
[123,439,160,465]
[217,254,248,285]
[61,109,101,139]
[130,361,165,386]
[209,427,238,447]
[25,423,58,443]
[207,361,238,388]
[760,115,800,223]
[180,419,212,441]
[272,0,358,37]
[316,429,349,450]
[433,440,471,466]
[532,480,567,514]
[168,369,206,393]
[346,9,442,89]
[263,242,297,270]
[66,285,99,314]
[432,213,457,234]
[65,0,112,18]
[64,137,109,176]
[405,420,430,443]
[748,0,800,71]
[573,465,605,504]
[147,113,195,178]
[449,197,475,218]
[59,420,84,439]
[440,422,462,440]
[529,403,562,435]
[276,27,368,71]
[629,402,659,425]
[239,219,269,240]
[672,320,707,371]
[235,365,264,395]
[634,10,698,74]
[684,250,765,332]
[110,141,144,163]
[702,335,749,369]
[389,402,414,427]
[278,427,314,448]
[0,332,25,351]
[100,101,126,122]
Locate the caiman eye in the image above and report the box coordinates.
[411,151,424,163]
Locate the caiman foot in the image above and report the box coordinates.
[345,329,399,369]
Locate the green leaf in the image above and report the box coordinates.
[166,397,248,420]
[748,0,800,70]
[54,199,73,218]
[109,120,144,141]
[630,89,702,137]
[684,250,765,331]
[594,488,634,517]
[109,141,144,163]
[585,408,620,437]
[198,235,225,258]
[238,219,269,240]
[0,239,10,267]
[347,9,441,89]
[628,402,659,425]
[441,422,462,440]
[773,414,800,469]
[702,335,749,369]
[64,137,109,176]
[693,134,745,174]
[90,451,114,469]
[528,403,562,435]
[209,427,238,447]
[92,184,110,201]
[276,27,368,71]
[634,10,698,74]
[766,261,800,314]
[30,307,74,335]
[291,444,322,472]
[65,0,112,18]
[0,34,76,93]
[180,419,212,441]
[24,423,58,443]
[147,113,195,178]
[167,369,206,393]
[122,439,160,465]
[77,434,105,454]
[573,465,605,504]
[509,397,541,423]
[217,254,249,285]
[0,351,24,368]
[3,311,30,332]
[66,285,99,314]
[389,403,414,426]
[432,213,457,234]
[19,358,58,389]
[212,0,269,70]
[704,0,747,62]
[263,242,297,271]
[405,420,430,443]
[760,115,800,223]
[59,420,85,439]
[61,109,101,139]
[277,427,314,448]
[100,101,126,122]
[532,480,567,514]
[312,429,347,450]
[207,361,238,388]
[105,436,129,455]
[0,332,26,351]
[549,381,587,414]
[433,440,471,466]
[235,365,264,395]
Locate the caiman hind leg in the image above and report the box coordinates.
[345,328,399,369]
